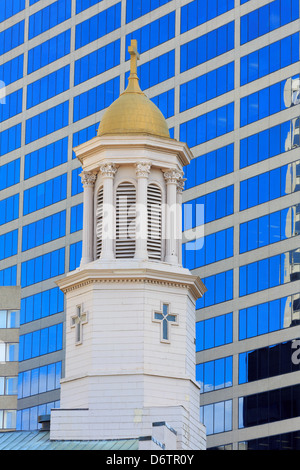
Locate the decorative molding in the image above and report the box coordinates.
[57,274,206,302]
[59,371,201,387]
[135,161,151,178]
[80,171,97,187]
[163,169,184,184]
[99,162,118,178]
[60,278,191,293]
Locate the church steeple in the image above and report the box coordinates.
[75,41,191,267]
[51,41,207,450]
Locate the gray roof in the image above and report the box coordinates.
[0,431,139,450]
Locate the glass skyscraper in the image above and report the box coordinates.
[0,0,300,450]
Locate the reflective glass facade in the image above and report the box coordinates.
[1,0,300,448]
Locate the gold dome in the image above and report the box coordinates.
[97,41,170,139]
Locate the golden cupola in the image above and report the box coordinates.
[97,40,170,139]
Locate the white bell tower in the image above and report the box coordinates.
[50,41,206,450]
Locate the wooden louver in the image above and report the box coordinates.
[95,186,103,259]
[147,183,162,260]
[115,182,136,258]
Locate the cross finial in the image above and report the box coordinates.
[128,39,140,77]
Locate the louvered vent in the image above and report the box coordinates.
[147,183,162,260]
[95,186,103,259]
[116,182,136,258]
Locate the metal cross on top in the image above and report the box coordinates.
[128,39,140,77]
[71,304,88,345]
[153,303,178,343]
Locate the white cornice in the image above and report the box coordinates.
[56,263,206,300]
[73,134,193,171]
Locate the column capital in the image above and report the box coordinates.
[99,162,118,178]
[176,177,186,194]
[80,171,97,187]
[163,169,183,184]
[135,161,151,178]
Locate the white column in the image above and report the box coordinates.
[99,163,118,260]
[164,169,183,265]
[135,162,151,260]
[80,171,97,266]
[176,177,186,266]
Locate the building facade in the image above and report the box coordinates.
[0,286,21,431]
[0,0,300,449]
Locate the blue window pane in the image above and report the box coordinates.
[246,306,258,338]
[23,174,67,215]
[258,258,269,292]
[204,318,214,350]
[75,3,121,49]
[22,211,66,251]
[21,248,65,288]
[257,303,269,335]
[269,255,280,288]
[270,167,281,200]
[0,54,23,87]
[25,102,69,144]
[181,21,234,73]
[0,89,22,123]
[269,299,280,332]
[73,76,119,122]
[74,40,120,86]
[151,89,174,119]
[69,241,82,271]
[21,288,63,325]
[0,124,21,157]
[248,10,259,41]
[126,12,175,59]
[214,315,225,347]
[180,62,234,112]
[258,87,269,120]
[0,159,20,190]
[269,41,280,73]
[241,116,300,169]
[27,66,70,109]
[71,168,83,196]
[76,0,103,13]
[0,0,25,22]
[247,262,257,294]
[181,0,234,33]
[195,321,204,352]
[0,265,17,287]
[28,30,71,74]
[267,0,281,26]
[70,204,83,233]
[0,20,24,55]
[29,0,71,39]
[0,194,19,226]
[241,0,299,45]
[259,4,270,36]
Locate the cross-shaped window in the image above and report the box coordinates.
[153,303,178,343]
[70,304,88,345]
